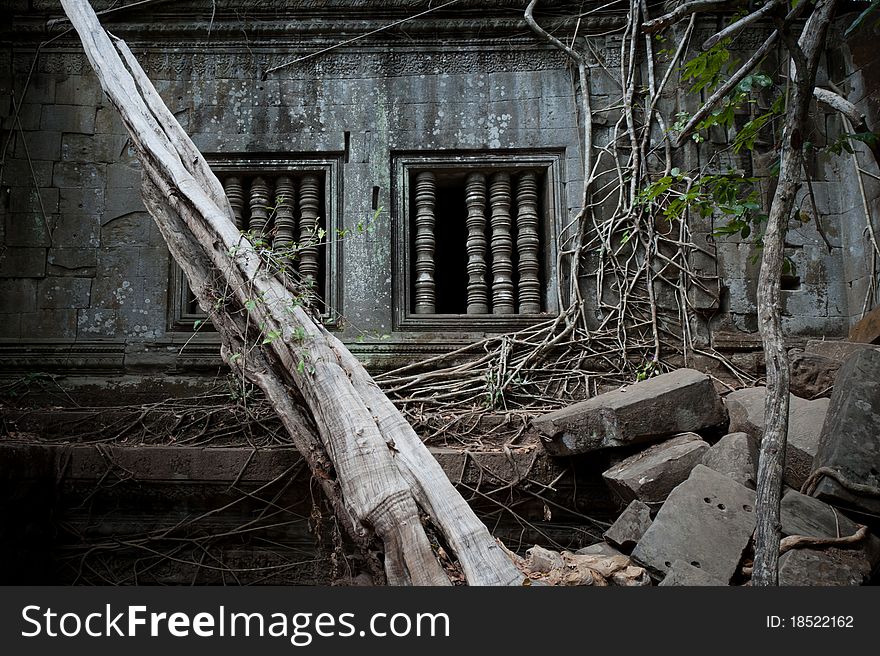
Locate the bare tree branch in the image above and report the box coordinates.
[702,0,784,50]
[642,0,741,33]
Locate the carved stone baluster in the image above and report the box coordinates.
[298,174,321,285]
[248,176,270,237]
[465,172,489,314]
[515,172,541,313]
[413,171,436,314]
[273,176,297,253]
[223,176,245,230]
[489,172,515,314]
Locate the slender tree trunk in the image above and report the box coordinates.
[752,0,837,586]
[60,0,522,586]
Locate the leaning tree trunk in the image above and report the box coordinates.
[61,0,522,587]
[752,0,837,586]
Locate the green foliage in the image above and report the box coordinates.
[845,0,880,36]
[682,40,733,94]
[635,358,660,382]
[826,131,880,156]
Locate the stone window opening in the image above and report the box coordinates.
[170,157,339,331]
[394,152,564,331]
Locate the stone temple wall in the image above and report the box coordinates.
[0,1,876,386]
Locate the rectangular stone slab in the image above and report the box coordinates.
[533,369,727,456]
[603,499,653,551]
[602,433,709,504]
[725,387,828,489]
[812,348,880,515]
[631,465,756,583]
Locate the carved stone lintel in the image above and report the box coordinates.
[413,171,437,314]
[223,175,245,230]
[273,175,297,251]
[515,171,541,314]
[248,176,271,236]
[489,172,514,314]
[465,172,489,314]
[298,174,321,284]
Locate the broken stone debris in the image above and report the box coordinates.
[533,368,727,456]
[811,347,880,516]
[788,351,839,399]
[602,433,709,504]
[576,542,623,557]
[630,465,756,583]
[530,360,880,586]
[781,489,879,569]
[701,432,758,489]
[778,548,873,586]
[602,499,652,552]
[725,386,828,489]
[658,560,725,586]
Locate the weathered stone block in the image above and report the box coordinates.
[534,369,727,456]
[20,309,77,338]
[725,387,829,489]
[0,279,37,313]
[52,162,104,189]
[59,187,105,216]
[76,308,118,337]
[8,187,59,215]
[40,104,95,134]
[602,433,709,504]
[37,277,91,309]
[61,133,129,164]
[603,500,653,551]
[812,348,880,515]
[701,432,758,488]
[781,489,880,567]
[13,130,62,160]
[805,339,880,361]
[631,465,756,583]
[778,548,873,586]
[50,214,100,248]
[575,543,623,557]
[54,76,104,106]
[789,351,839,399]
[47,248,98,277]
[4,213,52,247]
[658,560,726,586]
[0,248,47,278]
[849,304,880,344]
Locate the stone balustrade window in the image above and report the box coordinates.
[394,152,563,330]
[170,157,339,330]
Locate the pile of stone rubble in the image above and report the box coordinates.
[528,341,880,586]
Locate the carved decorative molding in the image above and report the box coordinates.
[515,171,541,314]
[413,171,437,314]
[247,176,271,236]
[273,175,297,251]
[489,172,515,315]
[298,174,321,285]
[465,172,489,315]
[223,176,245,230]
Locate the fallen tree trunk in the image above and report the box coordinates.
[61,0,522,586]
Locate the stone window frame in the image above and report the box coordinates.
[392,150,565,332]
[168,154,342,331]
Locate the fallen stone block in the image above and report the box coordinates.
[701,432,758,488]
[603,500,653,552]
[778,547,873,586]
[725,387,829,489]
[848,304,880,344]
[781,489,879,568]
[631,465,756,583]
[533,368,727,456]
[789,352,838,399]
[811,348,880,516]
[602,433,709,504]
[658,560,726,586]
[575,542,623,557]
[805,339,880,362]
